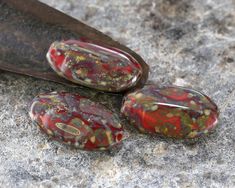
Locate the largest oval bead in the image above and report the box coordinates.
[121,85,219,139]
[46,40,143,92]
[29,92,124,150]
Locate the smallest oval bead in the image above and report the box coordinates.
[29,91,124,150]
[121,85,219,139]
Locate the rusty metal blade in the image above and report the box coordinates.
[0,0,149,89]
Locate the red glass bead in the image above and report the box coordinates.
[29,92,124,150]
[46,40,143,92]
[121,85,219,139]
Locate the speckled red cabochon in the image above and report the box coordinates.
[121,85,219,139]
[29,92,124,150]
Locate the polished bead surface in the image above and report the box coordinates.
[46,40,143,92]
[29,92,124,150]
[121,85,219,138]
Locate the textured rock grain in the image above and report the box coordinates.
[0,0,235,187]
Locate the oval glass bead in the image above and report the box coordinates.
[121,85,219,139]
[46,40,143,92]
[29,92,124,150]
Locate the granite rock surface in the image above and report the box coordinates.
[1,0,235,187]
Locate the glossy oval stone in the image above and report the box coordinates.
[29,92,124,150]
[46,40,143,92]
[121,85,219,139]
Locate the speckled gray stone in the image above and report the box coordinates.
[0,0,235,187]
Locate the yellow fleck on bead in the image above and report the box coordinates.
[190,100,197,105]
[76,56,86,61]
[204,109,211,116]
[99,147,107,151]
[76,69,82,75]
[57,72,64,77]
[135,93,144,99]
[76,68,88,77]
[188,131,198,138]
[85,78,92,83]
[155,126,160,133]
[106,131,113,144]
[131,120,136,124]
[140,127,146,133]
[75,142,80,148]
[127,74,133,80]
[90,136,96,143]
[188,93,194,98]
[101,119,107,124]
[115,123,122,128]
[100,81,107,86]
[151,105,158,111]
[163,128,168,134]
[166,113,174,118]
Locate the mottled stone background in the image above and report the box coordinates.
[1,0,235,187]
